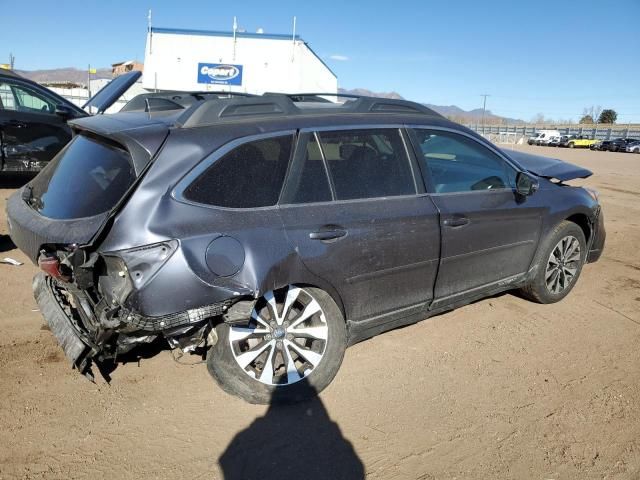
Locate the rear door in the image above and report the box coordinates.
[278,127,440,323]
[0,79,71,171]
[409,127,544,308]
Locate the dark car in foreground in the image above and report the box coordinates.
[0,70,140,174]
[7,94,606,403]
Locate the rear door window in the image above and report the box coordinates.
[316,128,416,200]
[183,135,294,208]
[29,135,135,219]
[280,134,333,204]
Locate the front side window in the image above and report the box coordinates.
[0,81,56,113]
[413,129,516,194]
[317,128,415,200]
[184,135,294,208]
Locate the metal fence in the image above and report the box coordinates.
[465,124,640,142]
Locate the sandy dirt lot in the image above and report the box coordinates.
[0,145,639,480]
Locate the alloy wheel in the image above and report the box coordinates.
[545,235,581,294]
[228,286,329,386]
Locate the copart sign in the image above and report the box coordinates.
[197,63,243,85]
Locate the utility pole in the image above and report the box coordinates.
[480,94,490,135]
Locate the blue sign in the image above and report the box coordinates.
[197,63,243,85]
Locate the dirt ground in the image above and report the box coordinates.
[0,145,639,480]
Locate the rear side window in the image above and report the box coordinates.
[184,135,294,208]
[317,129,415,200]
[29,135,135,219]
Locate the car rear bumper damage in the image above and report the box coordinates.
[33,270,236,381]
[33,272,96,376]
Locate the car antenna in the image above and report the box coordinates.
[144,97,151,118]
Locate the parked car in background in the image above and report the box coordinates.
[528,130,561,146]
[0,70,140,174]
[7,93,606,403]
[600,137,639,152]
[566,135,599,149]
[557,135,576,147]
[624,140,640,153]
[547,136,563,147]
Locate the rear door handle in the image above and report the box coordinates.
[309,229,347,241]
[6,120,27,128]
[443,215,470,228]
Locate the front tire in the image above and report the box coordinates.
[520,221,587,304]
[207,286,347,404]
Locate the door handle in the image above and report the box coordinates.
[6,120,27,128]
[443,216,470,228]
[309,229,347,241]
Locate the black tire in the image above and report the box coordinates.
[519,221,587,304]
[568,142,575,148]
[207,286,347,404]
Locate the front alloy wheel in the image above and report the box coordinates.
[519,220,586,304]
[208,286,347,404]
[545,235,581,294]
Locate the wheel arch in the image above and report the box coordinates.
[565,213,592,244]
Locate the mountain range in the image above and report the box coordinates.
[339,88,522,124]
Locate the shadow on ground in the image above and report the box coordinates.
[0,234,16,253]
[219,378,365,480]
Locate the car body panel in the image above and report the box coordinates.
[5,97,606,378]
[506,150,592,181]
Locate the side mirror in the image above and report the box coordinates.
[54,104,73,118]
[516,171,539,197]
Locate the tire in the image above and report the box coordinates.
[634,148,640,154]
[568,142,575,148]
[207,286,347,404]
[519,221,587,304]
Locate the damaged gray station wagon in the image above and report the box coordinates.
[7,93,605,403]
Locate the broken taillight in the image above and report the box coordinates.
[38,254,71,282]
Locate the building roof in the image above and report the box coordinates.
[151,27,302,42]
[150,26,337,79]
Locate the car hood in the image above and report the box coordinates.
[83,71,141,114]
[506,150,592,181]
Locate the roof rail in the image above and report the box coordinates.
[263,92,443,117]
[175,92,442,128]
[122,90,256,113]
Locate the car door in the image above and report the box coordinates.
[409,127,545,308]
[0,79,71,171]
[278,127,441,324]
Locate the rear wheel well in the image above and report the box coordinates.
[566,214,591,244]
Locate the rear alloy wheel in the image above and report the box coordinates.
[519,221,586,304]
[207,286,347,404]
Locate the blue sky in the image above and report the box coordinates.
[3,0,639,122]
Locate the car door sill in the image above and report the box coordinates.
[429,272,527,311]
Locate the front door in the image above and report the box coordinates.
[0,79,71,171]
[278,128,441,323]
[409,128,544,307]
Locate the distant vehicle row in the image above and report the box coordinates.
[528,130,640,152]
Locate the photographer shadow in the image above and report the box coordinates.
[219,378,365,480]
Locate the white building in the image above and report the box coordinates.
[142,27,337,94]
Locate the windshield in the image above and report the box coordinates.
[28,134,135,219]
